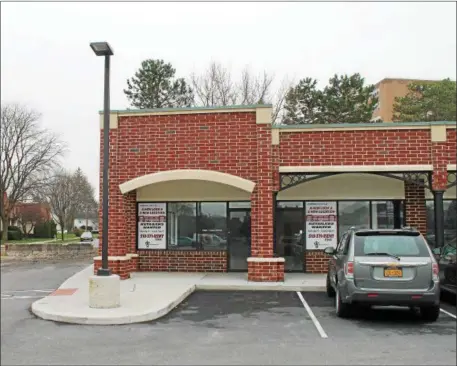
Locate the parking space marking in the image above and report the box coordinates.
[1,289,55,300]
[2,289,55,293]
[296,292,328,339]
[440,308,457,319]
[2,295,45,300]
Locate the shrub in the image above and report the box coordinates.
[34,220,57,238]
[8,230,22,240]
[73,228,83,237]
[8,226,21,232]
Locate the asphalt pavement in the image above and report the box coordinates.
[1,260,456,365]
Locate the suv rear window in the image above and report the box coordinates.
[354,233,430,257]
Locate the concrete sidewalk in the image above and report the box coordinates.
[31,266,326,325]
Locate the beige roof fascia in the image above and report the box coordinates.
[279,165,434,173]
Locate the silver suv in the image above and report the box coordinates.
[324,228,440,322]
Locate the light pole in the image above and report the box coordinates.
[90,41,113,276]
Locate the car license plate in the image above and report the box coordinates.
[384,268,403,277]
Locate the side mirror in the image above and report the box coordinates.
[432,247,442,256]
[324,246,336,255]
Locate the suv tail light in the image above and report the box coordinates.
[432,263,439,281]
[345,261,354,279]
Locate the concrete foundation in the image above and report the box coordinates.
[88,274,121,309]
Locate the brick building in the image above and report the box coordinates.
[371,77,440,122]
[94,105,457,281]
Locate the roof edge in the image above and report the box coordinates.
[98,104,272,115]
[274,121,457,129]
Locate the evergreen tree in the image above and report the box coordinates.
[124,59,194,109]
[393,79,456,122]
[282,78,324,124]
[322,73,377,124]
[282,73,377,124]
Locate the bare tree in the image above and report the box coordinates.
[190,62,237,107]
[190,62,291,123]
[238,67,274,105]
[70,167,97,232]
[44,171,73,241]
[0,103,64,242]
[271,76,295,125]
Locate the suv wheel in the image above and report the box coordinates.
[420,305,440,322]
[335,288,351,318]
[326,273,336,297]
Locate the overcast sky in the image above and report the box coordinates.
[2,2,456,197]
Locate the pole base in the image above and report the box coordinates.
[97,268,112,276]
[89,274,120,309]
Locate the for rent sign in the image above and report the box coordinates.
[138,203,166,249]
[305,201,337,250]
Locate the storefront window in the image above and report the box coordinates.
[426,200,457,247]
[371,201,395,229]
[167,203,197,250]
[338,201,370,237]
[229,202,251,209]
[198,202,228,250]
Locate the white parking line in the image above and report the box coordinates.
[1,289,54,293]
[440,308,457,319]
[296,292,328,339]
[1,295,45,300]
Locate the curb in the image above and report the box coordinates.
[31,284,196,325]
[31,266,326,325]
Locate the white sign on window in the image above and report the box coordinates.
[305,201,338,250]
[138,203,167,249]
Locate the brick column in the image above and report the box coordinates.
[404,182,427,235]
[251,123,274,258]
[430,129,451,248]
[248,109,284,282]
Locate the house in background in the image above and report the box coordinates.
[74,217,98,231]
[9,202,52,234]
[54,217,98,233]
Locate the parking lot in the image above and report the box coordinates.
[1,260,456,365]
[154,290,456,365]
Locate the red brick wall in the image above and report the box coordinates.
[137,250,227,272]
[94,258,132,280]
[305,251,328,273]
[248,261,284,281]
[116,113,258,181]
[404,182,427,235]
[279,129,432,166]
[100,112,259,258]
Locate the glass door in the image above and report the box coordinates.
[228,210,251,271]
[275,208,304,272]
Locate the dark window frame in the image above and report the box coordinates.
[275,199,405,248]
[136,200,250,251]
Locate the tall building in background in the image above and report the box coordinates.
[371,78,439,122]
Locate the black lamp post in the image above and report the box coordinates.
[90,41,114,276]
